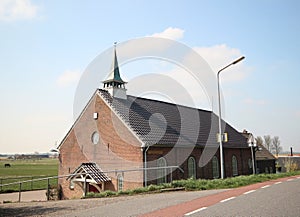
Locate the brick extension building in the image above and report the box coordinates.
[58,45,252,199]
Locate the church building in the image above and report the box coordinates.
[57,44,252,199]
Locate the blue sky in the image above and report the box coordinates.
[0,0,300,154]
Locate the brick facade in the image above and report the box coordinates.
[58,92,143,199]
[145,146,251,185]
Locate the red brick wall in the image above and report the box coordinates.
[58,130,89,199]
[58,92,144,199]
[145,146,251,184]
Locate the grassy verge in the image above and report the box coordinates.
[85,171,300,198]
[0,158,58,193]
[171,171,300,190]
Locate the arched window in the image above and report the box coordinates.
[117,174,123,191]
[157,157,167,185]
[188,156,196,179]
[248,158,252,169]
[232,155,238,176]
[212,156,219,179]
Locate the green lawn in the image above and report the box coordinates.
[0,158,58,193]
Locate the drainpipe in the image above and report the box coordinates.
[143,145,150,187]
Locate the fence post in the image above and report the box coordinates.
[31,176,33,190]
[47,178,50,201]
[18,182,22,202]
[0,179,2,191]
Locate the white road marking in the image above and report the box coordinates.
[184,207,207,216]
[261,185,270,189]
[220,197,236,203]
[243,190,256,195]
[275,181,282,185]
[287,179,294,182]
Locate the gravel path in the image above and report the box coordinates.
[0,196,133,217]
[0,190,46,203]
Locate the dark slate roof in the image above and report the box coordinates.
[98,89,248,148]
[69,162,111,183]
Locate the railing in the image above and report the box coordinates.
[0,175,61,202]
[0,166,184,202]
[0,175,57,192]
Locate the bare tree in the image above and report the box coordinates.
[272,136,282,156]
[263,135,272,152]
[256,136,263,146]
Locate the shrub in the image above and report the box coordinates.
[84,171,300,199]
[283,158,298,172]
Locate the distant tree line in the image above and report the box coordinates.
[255,135,282,156]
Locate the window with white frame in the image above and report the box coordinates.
[188,156,196,179]
[157,157,167,185]
[117,174,123,191]
[232,155,238,176]
[212,156,219,179]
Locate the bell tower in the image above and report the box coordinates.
[103,42,127,99]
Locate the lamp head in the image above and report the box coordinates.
[232,56,245,64]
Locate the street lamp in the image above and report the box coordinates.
[217,56,245,179]
[247,133,257,175]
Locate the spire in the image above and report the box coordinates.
[102,42,127,99]
[104,42,125,83]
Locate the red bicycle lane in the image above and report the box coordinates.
[139,175,300,217]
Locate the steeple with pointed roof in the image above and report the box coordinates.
[103,42,127,99]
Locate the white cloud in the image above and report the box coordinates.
[0,0,38,21]
[243,98,267,106]
[150,27,185,40]
[118,27,185,59]
[56,70,81,87]
[194,44,249,83]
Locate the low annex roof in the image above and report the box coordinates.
[255,144,276,161]
[69,162,111,183]
[241,132,276,161]
[98,89,248,148]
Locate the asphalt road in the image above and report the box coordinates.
[63,189,226,217]
[186,176,300,217]
[1,176,299,217]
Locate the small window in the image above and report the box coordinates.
[265,167,269,174]
[91,131,100,145]
[232,155,238,176]
[69,179,75,190]
[212,156,219,179]
[188,157,196,179]
[117,174,123,191]
[93,112,98,120]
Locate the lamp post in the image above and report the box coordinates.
[247,133,257,175]
[217,56,245,179]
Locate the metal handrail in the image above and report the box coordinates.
[0,165,184,202]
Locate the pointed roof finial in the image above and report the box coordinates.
[103,42,125,84]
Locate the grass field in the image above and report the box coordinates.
[0,158,58,193]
